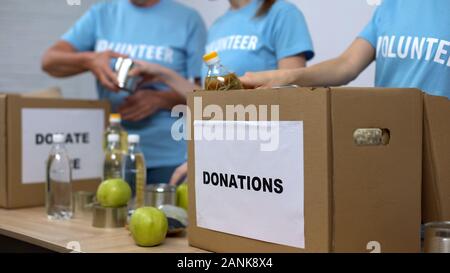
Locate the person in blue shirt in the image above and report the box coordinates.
[240,0,450,99]
[131,0,314,93]
[203,0,314,77]
[127,0,315,184]
[41,0,207,184]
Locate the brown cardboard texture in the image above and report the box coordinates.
[187,87,422,253]
[0,95,7,207]
[0,94,109,208]
[422,94,450,222]
[23,87,62,98]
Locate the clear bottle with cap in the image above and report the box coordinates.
[104,113,128,153]
[123,134,146,213]
[103,133,124,180]
[46,133,73,220]
[203,51,243,91]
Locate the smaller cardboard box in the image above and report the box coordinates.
[187,87,423,253]
[422,94,450,222]
[0,94,109,208]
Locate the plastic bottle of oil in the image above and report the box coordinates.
[103,134,124,180]
[123,134,146,213]
[104,113,128,153]
[203,51,243,91]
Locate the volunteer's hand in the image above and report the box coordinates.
[169,162,188,186]
[129,60,168,87]
[87,50,127,92]
[117,90,164,121]
[240,69,298,89]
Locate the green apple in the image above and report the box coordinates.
[96,178,131,207]
[129,207,168,247]
[176,182,188,211]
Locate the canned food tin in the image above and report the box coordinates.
[112,57,141,93]
[424,222,450,253]
[145,184,176,208]
[72,191,95,219]
[92,204,128,228]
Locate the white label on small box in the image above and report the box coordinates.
[194,120,305,249]
[21,108,104,184]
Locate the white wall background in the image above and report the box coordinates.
[0,0,378,99]
[0,0,99,99]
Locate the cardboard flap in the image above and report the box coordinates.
[331,88,422,253]
[423,94,450,222]
[22,87,62,98]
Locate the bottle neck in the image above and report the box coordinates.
[110,121,121,128]
[127,142,140,154]
[206,57,221,68]
[108,141,120,150]
[206,62,225,78]
[53,142,65,150]
[207,63,220,70]
[50,143,68,158]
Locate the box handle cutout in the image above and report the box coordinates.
[271,84,299,89]
[353,128,390,146]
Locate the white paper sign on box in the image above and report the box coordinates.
[194,120,305,249]
[21,108,105,184]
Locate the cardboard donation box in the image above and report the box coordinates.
[0,94,109,208]
[422,94,450,222]
[187,87,423,253]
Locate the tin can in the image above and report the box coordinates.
[72,191,95,219]
[145,184,176,208]
[424,222,450,253]
[92,204,127,228]
[112,57,141,93]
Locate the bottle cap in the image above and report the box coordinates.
[110,113,121,123]
[52,133,65,144]
[107,134,120,143]
[203,51,220,65]
[128,134,140,144]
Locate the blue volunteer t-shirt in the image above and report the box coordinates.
[359,0,450,98]
[62,0,207,168]
[203,0,314,79]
